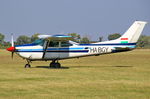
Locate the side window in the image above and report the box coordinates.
[48,41,59,47]
[61,41,72,47]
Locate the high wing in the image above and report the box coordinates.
[38,34,73,41]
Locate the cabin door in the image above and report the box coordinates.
[44,41,60,59]
[43,41,71,59]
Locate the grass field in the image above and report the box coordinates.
[0,49,150,99]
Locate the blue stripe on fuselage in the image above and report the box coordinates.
[46,50,88,53]
[46,47,85,50]
[16,47,85,51]
[15,47,87,52]
[79,43,136,46]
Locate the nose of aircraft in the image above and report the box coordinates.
[6,47,15,52]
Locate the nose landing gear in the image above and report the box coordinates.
[25,59,31,68]
[25,64,31,68]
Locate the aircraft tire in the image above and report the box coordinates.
[25,64,31,68]
[50,62,55,68]
[50,62,61,68]
[55,63,61,68]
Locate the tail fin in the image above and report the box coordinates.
[118,21,147,43]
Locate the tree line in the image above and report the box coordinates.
[0,33,150,48]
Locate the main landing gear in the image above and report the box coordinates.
[50,60,61,68]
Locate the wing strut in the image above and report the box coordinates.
[42,40,49,59]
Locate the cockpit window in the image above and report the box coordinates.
[48,41,72,47]
[48,41,59,47]
[61,41,72,47]
[32,39,44,46]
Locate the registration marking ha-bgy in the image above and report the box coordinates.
[90,47,109,53]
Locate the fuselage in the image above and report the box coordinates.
[14,41,136,61]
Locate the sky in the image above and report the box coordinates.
[0,0,150,42]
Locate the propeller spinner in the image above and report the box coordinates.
[6,34,15,59]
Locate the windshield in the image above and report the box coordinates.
[32,39,44,46]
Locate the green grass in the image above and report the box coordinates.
[0,49,150,99]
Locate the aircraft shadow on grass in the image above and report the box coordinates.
[35,66,69,69]
[112,65,133,67]
[34,65,133,69]
[70,65,133,68]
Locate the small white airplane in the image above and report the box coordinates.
[7,21,147,68]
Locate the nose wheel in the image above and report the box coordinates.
[25,64,31,68]
[50,60,61,68]
[25,59,31,68]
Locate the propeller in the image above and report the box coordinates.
[6,34,15,59]
[11,34,14,59]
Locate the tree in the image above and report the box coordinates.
[108,33,121,40]
[137,35,150,48]
[0,33,5,44]
[16,35,31,45]
[3,41,11,47]
[68,33,81,42]
[99,36,103,42]
[80,37,90,44]
[31,33,40,42]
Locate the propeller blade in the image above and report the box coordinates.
[11,52,14,59]
[11,33,14,47]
